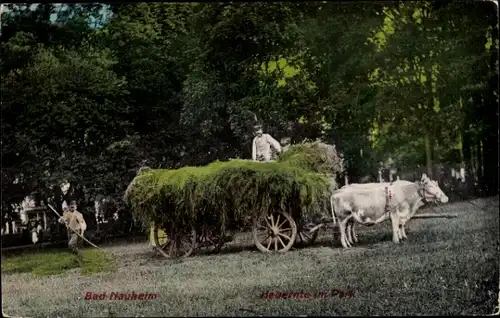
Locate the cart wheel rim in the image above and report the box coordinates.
[168,228,196,258]
[153,225,171,259]
[297,222,319,246]
[253,211,297,253]
[153,225,196,258]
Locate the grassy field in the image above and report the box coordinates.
[2,197,499,317]
[2,249,115,276]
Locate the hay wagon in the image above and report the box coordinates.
[125,142,344,258]
[149,205,322,258]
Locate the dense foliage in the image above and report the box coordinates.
[1,2,498,229]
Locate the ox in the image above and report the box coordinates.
[340,179,418,244]
[331,174,448,248]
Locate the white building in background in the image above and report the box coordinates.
[1,194,45,238]
[94,196,119,224]
[94,197,109,224]
[19,198,32,226]
[450,167,466,183]
[2,180,71,237]
[2,177,118,237]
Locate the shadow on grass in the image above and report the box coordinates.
[1,248,115,276]
[191,235,337,258]
[191,228,392,258]
[153,228,389,261]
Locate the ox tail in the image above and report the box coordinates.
[330,195,337,226]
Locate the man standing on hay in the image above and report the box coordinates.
[58,202,87,260]
[252,126,282,162]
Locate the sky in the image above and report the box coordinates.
[1,3,113,28]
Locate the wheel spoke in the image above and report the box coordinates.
[275,214,281,228]
[257,228,267,235]
[301,230,312,240]
[274,238,278,251]
[257,229,268,238]
[260,234,270,244]
[279,229,292,235]
[270,214,275,227]
[277,232,291,241]
[278,219,288,229]
[258,231,269,238]
[298,232,304,241]
[277,236,286,249]
[265,217,272,229]
[169,242,176,256]
[266,238,272,250]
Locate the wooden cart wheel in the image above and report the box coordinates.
[153,224,196,258]
[296,222,319,247]
[168,226,197,258]
[197,228,225,254]
[152,224,169,251]
[253,211,297,253]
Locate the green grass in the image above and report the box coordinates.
[1,248,115,276]
[1,198,498,317]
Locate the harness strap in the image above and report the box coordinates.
[417,181,427,200]
[384,185,392,213]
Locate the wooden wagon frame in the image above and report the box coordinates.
[151,206,329,258]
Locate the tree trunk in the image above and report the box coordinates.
[470,142,476,183]
[476,136,483,189]
[462,129,472,183]
[424,132,433,179]
[459,134,464,162]
[424,62,436,180]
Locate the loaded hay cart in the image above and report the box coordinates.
[124,142,344,258]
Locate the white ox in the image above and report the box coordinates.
[331,174,448,248]
[339,179,417,245]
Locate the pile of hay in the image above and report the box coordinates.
[278,141,344,175]
[124,142,343,231]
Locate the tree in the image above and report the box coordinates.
[1,4,129,222]
[366,1,497,189]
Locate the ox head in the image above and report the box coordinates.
[419,173,449,204]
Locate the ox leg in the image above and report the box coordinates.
[351,222,358,243]
[338,216,352,248]
[399,221,408,240]
[398,206,410,241]
[346,219,357,245]
[401,224,408,240]
[346,219,354,246]
[390,210,401,244]
[397,225,403,241]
